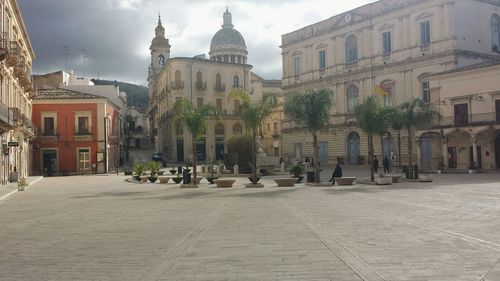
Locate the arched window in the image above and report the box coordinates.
[345,34,358,64]
[158,55,165,67]
[346,85,359,113]
[233,75,239,88]
[215,123,225,135]
[196,71,204,90]
[491,14,500,52]
[233,123,242,134]
[215,73,222,90]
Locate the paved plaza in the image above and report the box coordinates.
[1,169,500,280]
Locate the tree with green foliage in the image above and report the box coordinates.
[399,98,438,168]
[283,88,333,183]
[228,89,278,184]
[383,106,405,170]
[354,96,388,181]
[173,98,218,184]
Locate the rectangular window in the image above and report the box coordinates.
[78,116,89,134]
[382,31,391,54]
[43,117,55,136]
[420,21,431,45]
[319,50,326,71]
[197,97,203,108]
[273,122,278,133]
[79,148,90,171]
[422,81,430,103]
[267,123,270,131]
[294,57,301,78]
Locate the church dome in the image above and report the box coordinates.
[209,8,248,64]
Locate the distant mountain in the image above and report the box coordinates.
[91,79,148,112]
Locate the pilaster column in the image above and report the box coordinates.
[416,137,421,168]
[442,137,448,169]
[471,135,478,166]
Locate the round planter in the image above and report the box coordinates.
[149,177,158,183]
[133,175,141,181]
[206,177,218,184]
[172,177,183,184]
[248,176,261,184]
[169,169,177,175]
[294,175,304,183]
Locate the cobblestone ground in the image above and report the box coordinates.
[1,172,500,281]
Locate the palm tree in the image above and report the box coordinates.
[354,96,388,182]
[228,89,278,184]
[399,98,438,169]
[173,98,219,185]
[384,106,405,170]
[283,88,333,183]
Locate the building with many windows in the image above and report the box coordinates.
[148,9,281,163]
[280,0,500,170]
[0,0,35,184]
[32,89,121,175]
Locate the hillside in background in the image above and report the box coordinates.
[91,79,148,112]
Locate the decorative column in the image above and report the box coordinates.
[416,137,422,168]
[471,135,478,166]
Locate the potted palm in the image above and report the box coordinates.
[437,161,445,174]
[206,160,219,184]
[468,161,478,174]
[290,164,305,183]
[123,165,133,176]
[148,161,159,183]
[18,177,28,191]
[133,162,146,181]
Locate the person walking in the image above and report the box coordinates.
[383,156,390,174]
[373,155,379,174]
[329,163,343,185]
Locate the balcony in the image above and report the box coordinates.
[5,41,20,67]
[74,131,93,141]
[0,102,14,131]
[214,84,225,92]
[418,112,500,130]
[0,32,9,61]
[14,59,33,91]
[272,132,280,138]
[170,81,184,90]
[20,114,34,135]
[9,107,21,125]
[195,82,207,90]
[39,128,58,142]
[382,52,391,61]
[420,44,430,53]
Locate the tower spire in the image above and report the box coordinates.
[222,6,233,28]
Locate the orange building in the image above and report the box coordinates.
[32,89,121,175]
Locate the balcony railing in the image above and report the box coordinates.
[420,44,430,53]
[0,32,9,61]
[214,84,225,92]
[195,82,206,90]
[5,41,20,67]
[382,52,391,61]
[170,81,184,90]
[0,102,13,129]
[418,112,500,130]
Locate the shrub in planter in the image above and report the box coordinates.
[149,161,159,183]
[133,162,146,181]
[290,164,305,183]
[18,177,28,191]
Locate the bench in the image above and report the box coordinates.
[419,174,433,182]
[335,177,356,185]
[214,179,236,188]
[375,177,392,185]
[274,178,296,187]
[158,176,170,184]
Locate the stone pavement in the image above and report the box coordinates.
[0,176,43,201]
[0,172,500,280]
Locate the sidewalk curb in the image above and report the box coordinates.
[0,176,44,202]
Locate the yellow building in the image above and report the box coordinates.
[280,0,500,170]
[148,10,281,163]
[0,0,35,184]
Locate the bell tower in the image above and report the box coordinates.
[149,14,171,78]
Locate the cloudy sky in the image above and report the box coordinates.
[18,0,375,85]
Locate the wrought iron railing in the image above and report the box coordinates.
[418,112,500,129]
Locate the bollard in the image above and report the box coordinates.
[233,165,239,175]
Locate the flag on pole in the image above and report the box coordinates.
[375,84,390,97]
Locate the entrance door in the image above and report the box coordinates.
[347,132,360,164]
[42,150,57,176]
[215,138,224,161]
[470,146,483,169]
[176,139,184,162]
[319,141,328,164]
[196,139,206,161]
[420,137,432,170]
[448,147,457,168]
[454,103,469,126]
[496,100,500,123]
[382,135,394,160]
[496,135,500,168]
[294,143,303,160]
[78,149,90,173]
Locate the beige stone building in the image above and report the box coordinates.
[148,10,281,163]
[0,0,35,184]
[280,0,500,170]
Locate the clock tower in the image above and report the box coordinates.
[149,14,171,79]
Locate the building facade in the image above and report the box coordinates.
[148,9,280,163]
[0,0,35,184]
[280,0,500,169]
[32,89,121,175]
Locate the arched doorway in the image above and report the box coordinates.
[347,132,360,164]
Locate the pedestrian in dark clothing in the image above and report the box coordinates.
[383,156,390,174]
[373,155,379,174]
[329,164,343,185]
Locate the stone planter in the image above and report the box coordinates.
[140,175,149,183]
[158,176,170,184]
[214,179,236,188]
